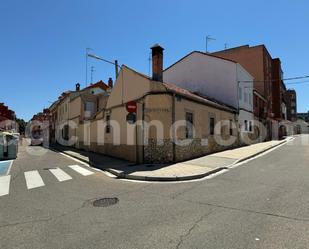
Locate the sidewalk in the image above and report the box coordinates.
[52,138,291,182]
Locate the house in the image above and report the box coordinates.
[163,50,258,143]
[69,80,110,150]
[102,45,239,163]
[0,103,16,132]
[297,111,309,122]
[294,119,309,134]
[49,80,111,146]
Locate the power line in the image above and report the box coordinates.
[239,75,309,83]
[286,80,309,85]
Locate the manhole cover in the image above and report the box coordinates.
[92,197,119,207]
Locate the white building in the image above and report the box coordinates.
[163,51,254,139]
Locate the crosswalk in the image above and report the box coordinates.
[0,165,94,197]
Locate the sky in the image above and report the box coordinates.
[1,0,309,121]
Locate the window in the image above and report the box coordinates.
[185,112,194,139]
[249,121,253,132]
[209,117,215,135]
[106,114,110,133]
[62,124,69,140]
[84,101,95,119]
[249,93,252,106]
[229,120,233,136]
[244,120,248,131]
[244,92,248,103]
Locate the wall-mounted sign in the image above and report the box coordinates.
[144,108,170,113]
[126,101,137,113]
[126,112,136,124]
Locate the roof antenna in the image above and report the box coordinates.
[90,66,95,84]
[148,52,152,77]
[224,43,228,50]
[206,35,216,53]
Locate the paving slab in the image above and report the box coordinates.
[52,138,289,182]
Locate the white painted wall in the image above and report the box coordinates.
[163,52,254,114]
[237,64,253,113]
[238,109,254,133]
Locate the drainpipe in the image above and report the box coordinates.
[135,102,139,164]
[142,101,145,163]
[172,93,176,162]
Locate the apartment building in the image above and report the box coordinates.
[213,44,293,139]
[285,89,297,121]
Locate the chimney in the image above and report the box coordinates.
[108,77,113,88]
[151,44,164,82]
[76,83,80,91]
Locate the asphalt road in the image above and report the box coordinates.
[1,135,309,249]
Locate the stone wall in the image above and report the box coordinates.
[143,139,173,163]
[143,135,240,163]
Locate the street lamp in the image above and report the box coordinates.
[87,53,120,80]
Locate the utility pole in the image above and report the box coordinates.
[148,52,152,77]
[85,48,93,87]
[115,60,119,79]
[206,35,216,53]
[90,66,95,83]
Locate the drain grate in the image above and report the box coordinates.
[92,197,119,207]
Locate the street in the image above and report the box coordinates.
[1,135,309,249]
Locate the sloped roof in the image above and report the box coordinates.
[123,65,236,113]
[162,82,236,112]
[83,80,109,91]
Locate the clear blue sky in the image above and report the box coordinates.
[1,0,309,120]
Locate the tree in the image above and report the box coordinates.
[16,118,27,135]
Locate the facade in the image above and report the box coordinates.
[297,111,309,122]
[0,103,16,132]
[294,119,309,134]
[271,58,285,120]
[163,51,256,143]
[213,45,273,119]
[285,89,297,121]
[49,81,110,146]
[45,44,296,164]
[69,81,110,150]
[103,64,237,163]
[213,44,294,140]
[94,45,265,163]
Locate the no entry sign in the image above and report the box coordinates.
[126,101,137,113]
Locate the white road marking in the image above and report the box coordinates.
[58,151,112,176]
[68,165,94,176]
[24,170,45,189]
[0,175,11,196]
[7,160,13,176]
[49,168,72,182]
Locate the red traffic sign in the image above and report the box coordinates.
[126,101,137,113]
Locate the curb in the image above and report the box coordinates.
[50,147,92,165]
[53,138,290,182]
[233,139,288,165]
[105,166,227,182]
